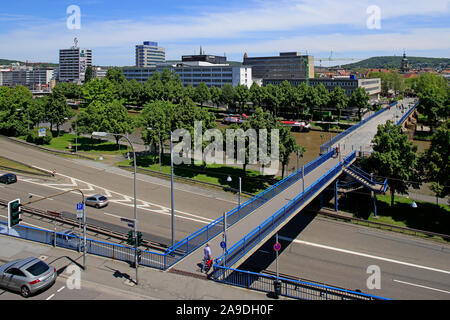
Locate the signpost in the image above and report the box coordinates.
[47,211,61,247]
[273,233,282,298]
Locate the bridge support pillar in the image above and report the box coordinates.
[334,179,338,212]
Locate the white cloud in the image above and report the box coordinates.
[0,0,448,64]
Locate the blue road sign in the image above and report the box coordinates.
[77,203,83,210]
[220,241,227,249]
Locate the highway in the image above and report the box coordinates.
[1,117,450,300]
[0,136,239,246]
[244,213,450,300]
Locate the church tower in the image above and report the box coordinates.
[401,52,410,73]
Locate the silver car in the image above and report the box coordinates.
[85,194,108,208]
[0,257,56,297]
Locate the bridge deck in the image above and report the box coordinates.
[170,98,417,275]
[172,156,342,274]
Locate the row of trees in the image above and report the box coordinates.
[54,68,372,121]
[366,118,449,204]
[0,85,74,137]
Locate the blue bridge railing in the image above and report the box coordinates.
[319,102,398,154]
[163,148,336,268]
[212,265,391,300]
[214,151,357,273]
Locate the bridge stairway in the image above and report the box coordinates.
[343,165,387,193]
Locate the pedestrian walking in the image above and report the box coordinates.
[201,243,212,273]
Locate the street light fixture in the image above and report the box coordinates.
[92,131,139,284]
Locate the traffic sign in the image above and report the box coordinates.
[76,203,83,219]
[274,242,281,252]
[220,241,227,249]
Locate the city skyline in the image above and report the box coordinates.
[0,0,449,66]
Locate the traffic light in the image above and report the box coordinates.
[126,230,135,245]
[8,199,22,228]
[136,232,143,246]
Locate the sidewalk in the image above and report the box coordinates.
[0,234,278,300]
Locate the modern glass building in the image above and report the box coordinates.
[136,41,166,68]
[243,52,314,80]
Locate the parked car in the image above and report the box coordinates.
[85,194,108,208]
[50,229,83,251]
[0,173,17,184]
[0,257,56,298]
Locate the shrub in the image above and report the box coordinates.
[26,127,52,145]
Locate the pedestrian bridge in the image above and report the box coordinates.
[163,99,418,276]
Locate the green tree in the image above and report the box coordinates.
[329,86,349,122]
[349,87,370,121]
[278,125,303,178]
[234,84,250,114]
[418,86,447,132]
[419,120,450,200]
[220,84,235,111]
[367,121,419,206]
[84,66,93,83]
[315,84,330,121]
[47,90,75,136]
[0,85,34,136]
[210,86,221,107]
[194,82,211,107]
[82,78,119,104]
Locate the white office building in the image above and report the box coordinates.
[136,41,166,68]
[59,45,92,83]
[123,61,252,89]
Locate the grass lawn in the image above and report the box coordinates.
[0,156,46,175]
[43,133,130,156]
[335,191,450,237]
[117,154,279,195]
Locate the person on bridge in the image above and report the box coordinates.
[201,243,212,273]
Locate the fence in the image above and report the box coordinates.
[213,152,357,274]
[0,221,166,270]
[396,102,418,126]
[319,102,397,154]
[163,149,336,268]
[212,265,390,300]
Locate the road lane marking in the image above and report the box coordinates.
[46,293,55,300]
[279,236,450,275]
[393,280,450,295]
[103,212,122,219]
[57,286,65,293]
[22,169,214,225]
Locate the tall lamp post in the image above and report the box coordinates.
[92,131,139,284]
[148,127,174,246]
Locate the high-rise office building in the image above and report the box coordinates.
[136,41,165,68]
[243,52,314,80]
[59,40,92,83]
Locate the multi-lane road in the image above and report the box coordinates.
[1,135,449,300]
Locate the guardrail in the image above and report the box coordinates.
[214,151,356,273]
[396,102,418,126]
[163,148,336,268]
[316,209,450,242]
[212,265,390,300]
[319,102,397,154]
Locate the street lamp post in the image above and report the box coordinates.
[170,131,175,247]
[92,132,138,284]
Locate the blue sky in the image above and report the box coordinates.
[1,0,449,66]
